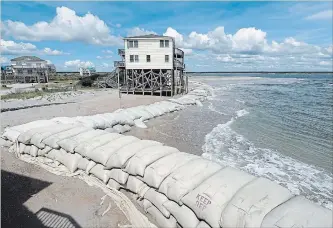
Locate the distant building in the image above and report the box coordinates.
[113,34,187,96]
[1,56,57,83]
[79,67,96,77]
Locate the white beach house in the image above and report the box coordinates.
[114,34,187,96]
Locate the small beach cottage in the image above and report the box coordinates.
[114,34,187,96]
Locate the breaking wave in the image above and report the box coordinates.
[202,109,333,210]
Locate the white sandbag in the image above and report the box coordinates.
[86,161,96,174]
[137,198,151,212]
[131,106,153,121]
[147,205,177,228]
[107,169,129,184]
[105,140,163,169]
[77,157,89,171]
[104,128,118,133]
[29,145,39,157]
[144,152,197,188]
[2,120,54,142]
[159,158,222,205]
[17,123,60,144]
[30,124,77,149]
[90,114,110,129]
[126,176,150,197]
[57,129,107,153]
[23,145,31,155]
[182,167,256,228]
[37,146,52,156]
[0,138,13,147]
[196,221,211,228]
[107,179,122,190]
[45,149,62,160]
[42,126,91,149]
[99,113,119,127]
[89,164,110,184]
[113,124,131,134]
[50,149,81,173]
[19,143,26,154]
[75,116,98,128]
[74,133,122,157]
[113,112,135,126]
[220,177,294,228]
[144,188,171,218]
[51,116,77,125]
[196,100,203,106]
[163,201,200,228]
[144,106,162,117]
[262,196,333,228]
[86,136,139,165]
[125,146,179,177]
[134,119,147,128]
[119,109,141,120]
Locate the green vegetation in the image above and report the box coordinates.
[1,86,76,100]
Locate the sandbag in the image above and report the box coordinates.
[30,124,77,148]
[2,120,54,142]
[57,129,107,153]
[147,204,177,228]
[74,133,122,157]
[89,164,110,184]
[159,158,222,204]
[125,146,179,177]
[126,176,150,197]
[144,188,171,218]
[107,179,122,190]
[134,119,147,128]
[29,145,39,157]
[23,145,31,155]
[196,221,211,228]
[113,124,131,134]
[163,201,200,228]
[0,138,13,147]
[17,123,60,144]
[37,146,52,156]
[104,128,118,133]
[105,140,163,170]
[50,149,81,173]
[86,136,139,165]
[51,117,77,125]
[19,143,26,154]
[77,157,97,174]
[99,113,119,127]
[182,167,256,228]
[45,149,63,160]
[220,177,294,228]
[113,112,134,126]
[107,169,129,184]
[42,126,91,149]
[144,152,197,188]
[262,196,333,228]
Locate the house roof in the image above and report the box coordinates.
[124,34,172,39]
[10,56,46,62]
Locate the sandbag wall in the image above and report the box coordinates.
[1,122,332,228]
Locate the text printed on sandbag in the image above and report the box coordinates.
[196,194,211,210]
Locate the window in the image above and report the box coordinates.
[135,55,139,62]
[160,40,170,48]
[18,70,23,74]
[165,40,169,48]
[128,40,138,48]
[28,69,32,74]
[165,55,169,62]
[130,55,134,62]
[146,55,151,62]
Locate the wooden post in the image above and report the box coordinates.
[126,69,128,94]
[159,69,162,96]
[132,70,134,94]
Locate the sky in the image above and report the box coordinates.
[1,1,332,72]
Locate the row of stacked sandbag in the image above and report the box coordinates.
[2,122,332,228]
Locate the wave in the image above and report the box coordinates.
[202,110,333,210]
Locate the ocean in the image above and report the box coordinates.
[197,73,333,210]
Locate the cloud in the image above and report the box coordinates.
[0,39,68,56]
[65,59,94,69]
[319,61,332,66]
[306,10,333,20]
[180,48,193,55]
[2,6,123,46]
[96,55,112,59]
[115,24,122,28]
[103,50,113,54]
[127,27,157,37]
[216,54,235,62]
[0,56,9,64]
[43,47,68,56]
[96,56,102,59]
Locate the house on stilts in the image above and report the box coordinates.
[109,34,188,96]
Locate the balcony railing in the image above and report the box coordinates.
[118,49,125,56]
[174,59,185,69]
[114,61,125,68]
[175,48,184,57]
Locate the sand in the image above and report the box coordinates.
[1,89,166,132]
